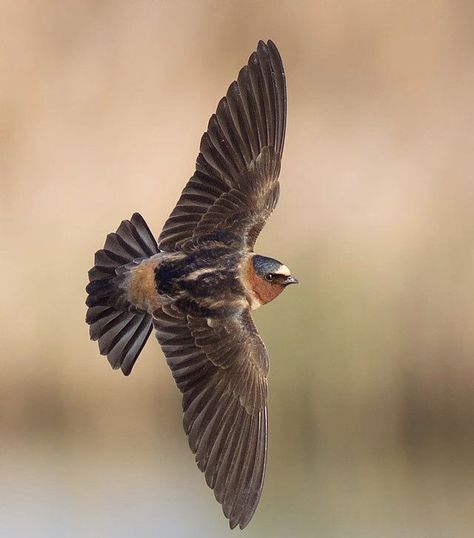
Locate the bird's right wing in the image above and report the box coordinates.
[153,304,269,529]
[158,40,286,252]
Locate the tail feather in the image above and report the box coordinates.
[85,213,159,375]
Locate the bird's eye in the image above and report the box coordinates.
[265,273,274,282]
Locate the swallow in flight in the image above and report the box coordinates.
[86,40,297,529]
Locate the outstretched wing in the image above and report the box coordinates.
[158,40,286,252]
[154,305,269,529]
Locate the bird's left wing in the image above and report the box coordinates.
[153,305,269,529]
[158,40,286,252]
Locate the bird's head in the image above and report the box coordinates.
[244,254,298,309]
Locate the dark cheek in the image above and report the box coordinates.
[254,280,280,303]
[273,284,285,299]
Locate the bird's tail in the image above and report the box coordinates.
[85,213,159,375]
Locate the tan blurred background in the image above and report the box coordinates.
[1,1,474,536]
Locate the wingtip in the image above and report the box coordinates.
[256,39,279,53]
[228,516,249,530]
[256,40,268,54]
[266,39,280,56]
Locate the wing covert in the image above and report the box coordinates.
[154,305,269,529]
[158,40,286,252]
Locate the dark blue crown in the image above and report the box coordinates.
[252,255,283,277]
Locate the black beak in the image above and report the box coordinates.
[284,276,299,285]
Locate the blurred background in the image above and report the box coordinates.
[1,1,474,536]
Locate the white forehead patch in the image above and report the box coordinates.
[275,264,291,277]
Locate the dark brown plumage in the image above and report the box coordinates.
[85,40,296,529]
[158,40,286,252]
